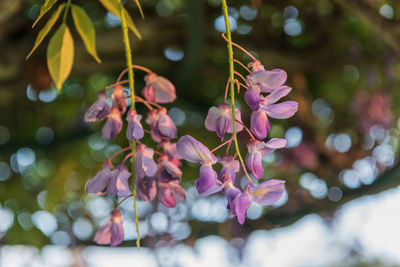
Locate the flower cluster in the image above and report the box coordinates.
[84,66,184,246]
[176,44,298,224]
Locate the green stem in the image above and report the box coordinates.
[62,0,72,22]
[117,0,140,250]
[221,0,250,183]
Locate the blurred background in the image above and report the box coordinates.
[1,0,400,266]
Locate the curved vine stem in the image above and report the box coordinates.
[221,0,253,185]
[116,0,140,250]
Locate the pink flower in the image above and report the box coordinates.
[146,108,177,142]
[158,181,186,208]
[126,109,144,140]
[246,139,286,179]
[86,161,114,195]
[107,164,131,198]
[204,104,243,141]
[102,107,123,139]
[84,92,111,122]
[94,210,124,247]
[142,73,176,103]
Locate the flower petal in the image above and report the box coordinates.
[176,135,214,164]
[157,157,182,182]
[233,193,252,225]
[126,109,144,140]
[84,92,111,122]
[135,144,157,178]
[143,73,176,103]
[102,108,123,139]
[262,101,298,119]
[107,164,131,198]
[195,164,224,197]
[204,106,220,132]
[264,86,292,105]
[136,176,157,202]
[158,181,186,208]
[250,110,270,140]
[246,151,263,179]
[247,69,287,92]
[244,84,261,111]
[86,162,114,195]
[244,179,285,205]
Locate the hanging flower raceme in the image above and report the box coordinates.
[84,65,187,247]
[176,36,298,225]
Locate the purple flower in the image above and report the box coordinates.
[158,181,186,208]
[224,184,252,224]
[259,86,298,119]
[107,164,131,198]
[84,92,111,122]
[102,107,123,139]
[232,192,252,225]
[142,73,176,103]
[204,104,244,141]
[176,135,216,164]
[146,108,177,142]
[126,109,144,141]
[86,161,114,195]
[111,85,127,114]
[136,176,157,202]
[224,183,241,210]
[218,155,240,183]
[244,179,285,205]
[246,139,286,179]
[195,164,224,197]
[157,156,182,182]
[250,109,270,140]
[135,144,157,178]
[246,69,287,93]
[244,84,261,111]
[161,141,181,167]
[93,210,124,247]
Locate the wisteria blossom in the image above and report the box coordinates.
[84,91,111,122]
[146,108,177,142]
[93,210,124,247]
[102,107,123,139]
[85,29,298,246]
[176,37,297,224]
[142,73,176,103]
[86,161,114,195]
[84,64,186,246]
[126,109,144,140]
[205,104,244,140]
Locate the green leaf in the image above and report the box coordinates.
[32,0,58,28]
[47,23,74,91]
[26,4,65,60]
[71,5,101,63]
[98,0,142,40]
[133,0,145,19]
